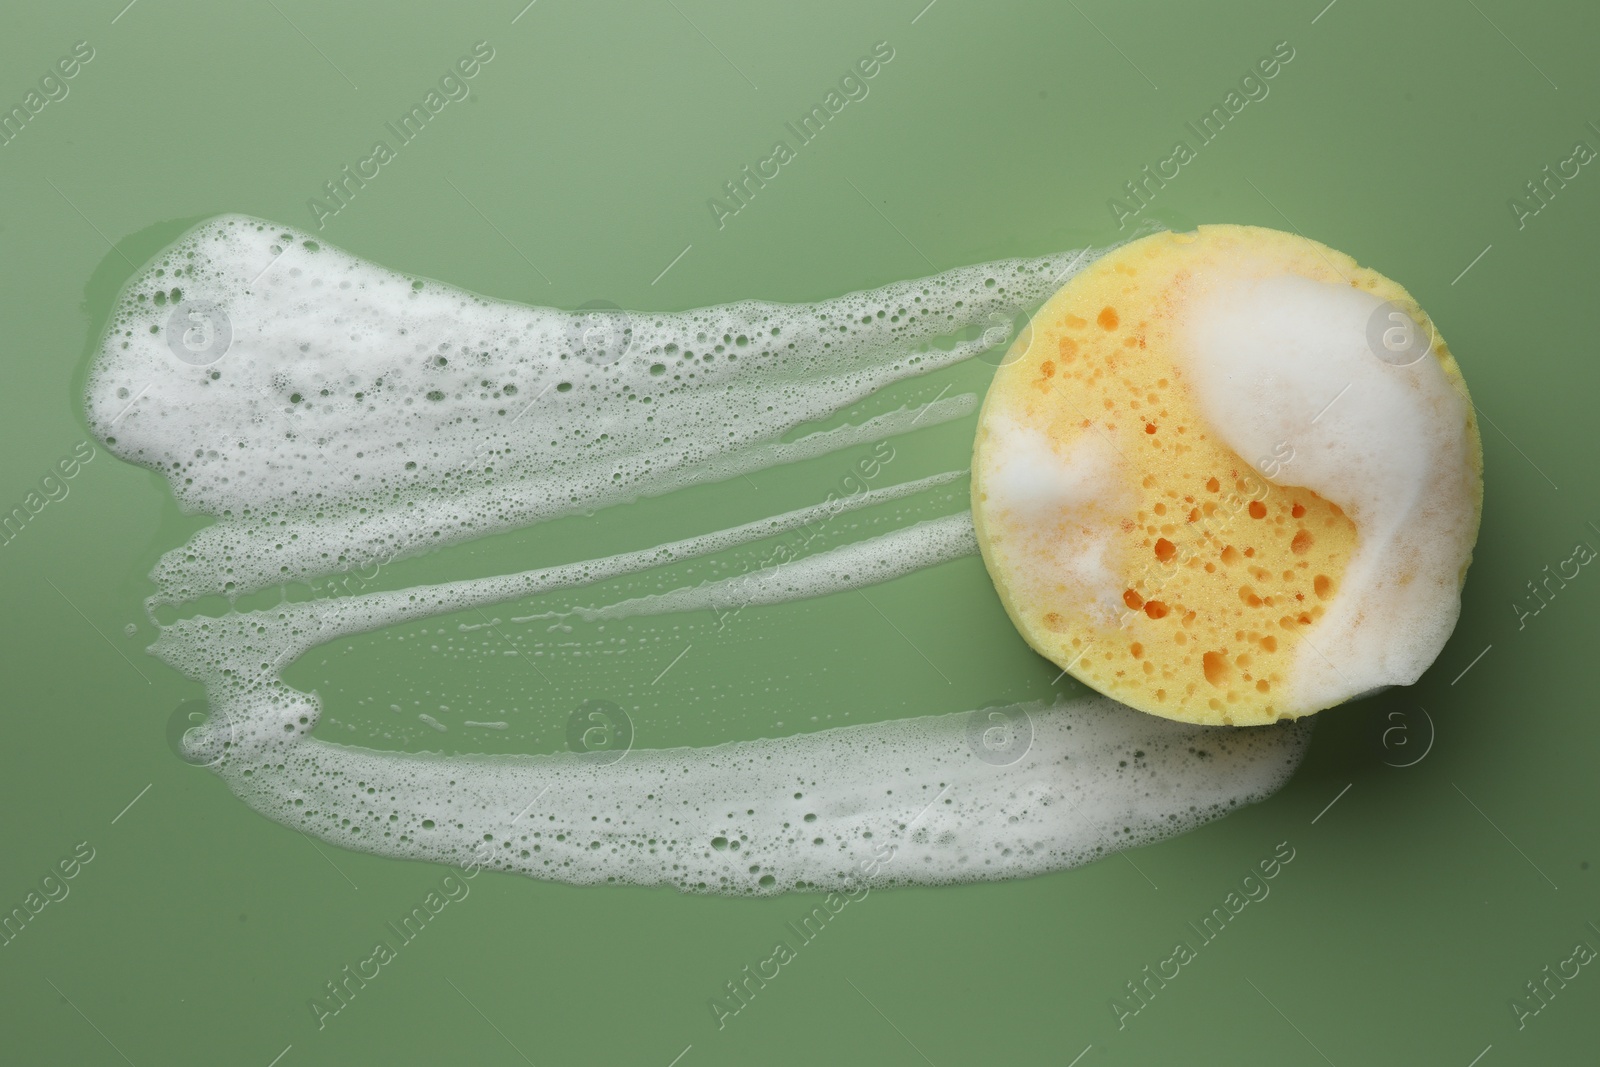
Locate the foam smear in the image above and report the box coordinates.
[90,216,1313,893]
[566,513,977,623]
[86,216,1083,604]
[152,475,975,684]
[979,413,1133,627]
[1181,272,1478,710]
[216,692,1310,894]
[149,501,1310,895]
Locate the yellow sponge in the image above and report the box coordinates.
[972,225,1482,726]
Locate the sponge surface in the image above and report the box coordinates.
[972,225,1482,726]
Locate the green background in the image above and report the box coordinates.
[3,1,1596,1064]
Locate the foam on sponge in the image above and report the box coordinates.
[972,225,1482,725]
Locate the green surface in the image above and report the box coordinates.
[2,1,1597,1064]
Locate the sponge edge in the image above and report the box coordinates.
[972,225,1483,726]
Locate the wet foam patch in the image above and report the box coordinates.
[87,216,1089,603]
[1180,267,1480,709]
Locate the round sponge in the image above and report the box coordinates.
[972,225,1482,726]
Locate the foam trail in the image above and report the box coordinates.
[152,506,1310,896]
[197,688,1310,894]
[156,472,970,660]
[85,215,1086,603]
[569,513,977,623]
[150,392,982,606]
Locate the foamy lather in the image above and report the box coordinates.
[89,217,1310,894]
[88,218,1088,603]
[1182,270,1478,710]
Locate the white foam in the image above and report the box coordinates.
[978,416,1132,625]
[1180,271,1478,709]
[981,414,1119,517]
[85,216,1080,603]
[90,216,1312,893]
[146,506,1309,893]
[569,513,978,623]
[215,693,1309,893]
